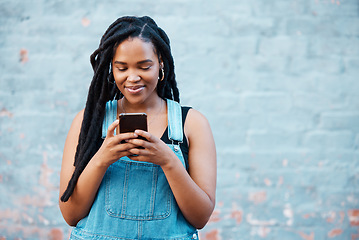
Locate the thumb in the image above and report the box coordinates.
[107,119,119,137]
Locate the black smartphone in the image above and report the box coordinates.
[119,113,148,144]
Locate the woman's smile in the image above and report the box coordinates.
[125,85,145,94]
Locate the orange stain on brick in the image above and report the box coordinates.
[348,209,359,226]
[326,211,336,223]
[81,17,91,27]
[19,48,29,63]
[339,211,345,223]
[328,228,343,238]
[231,209,242,224]
[298,231,314,240]
[258,227,271,238]
[352,230,359,240]
[278,176,284,185]
[40,151,54,189]
[264,178,272,186]
[49,228,63,240]
[209,210,221,223]
[0,107,13,118]
[249,191,267,204]
[283,159,288,167]
[204,229,221,240]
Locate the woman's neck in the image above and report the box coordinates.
[120,96,164,114]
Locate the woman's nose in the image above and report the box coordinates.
[127,72,141,82]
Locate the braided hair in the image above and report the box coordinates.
[61,16,179,202]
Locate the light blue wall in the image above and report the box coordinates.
[0,0,358,239]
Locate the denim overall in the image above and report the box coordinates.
[70,99,198,240]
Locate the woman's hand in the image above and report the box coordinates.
[94,120,140,167]
[126,130,176,167]
[60,116,143,226]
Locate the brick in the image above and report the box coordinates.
[303,130,354,149]
[309,0,359,17]
[316,75,359,97]
[258,36,308,57]
[319,112,359,131]
[237,56,287,73]
[343,57,359,75]
[268,113,316,132]
[308,37,359,57]
[292,91,347,112]
[242,92,291,113]
[225,17,277,37]
[288,56,343,75]
[285,18,339,37]
[247,130,300,150]
[251,0,309,17]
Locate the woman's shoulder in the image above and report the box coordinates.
[186,107,208,122]
[184,107,212,136]
[73,109,85,124]
[68,109,85,135]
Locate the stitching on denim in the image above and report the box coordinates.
[121,161,130,217]
[138,220,142,240]
[72,229,197,240]
[71,228,138,240]
[167,99,183,143]
[150,165,157,216]
[104,165,111,213]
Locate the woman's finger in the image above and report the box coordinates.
[127,137,151,149]
[115,132,139,144]
[107,119,119,138]
[134,130,153,142]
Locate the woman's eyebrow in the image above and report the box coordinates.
[137,59,153,64]
[113,61,126,65]
[113,59,153,65]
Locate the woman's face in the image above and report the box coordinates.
[112,37,162,105]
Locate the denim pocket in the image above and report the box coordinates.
[105,157,171,220]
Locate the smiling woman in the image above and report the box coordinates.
[112,38,161,107]
[59,16,216,240]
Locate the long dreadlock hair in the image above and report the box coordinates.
[61,16,180,202]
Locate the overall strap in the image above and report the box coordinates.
[166,99,183,143]
[102,100,118,139]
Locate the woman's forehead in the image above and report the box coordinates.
[114,38,156,57]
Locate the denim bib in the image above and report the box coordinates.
[70,99,198,240]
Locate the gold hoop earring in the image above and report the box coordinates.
[160,68,165,81]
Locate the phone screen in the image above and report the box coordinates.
[119,113,148,145]
[119,113,147,133]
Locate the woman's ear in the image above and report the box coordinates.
[158,55,164,68]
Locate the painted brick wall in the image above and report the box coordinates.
[0,0,358,239]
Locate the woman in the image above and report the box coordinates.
[59,16,216,240]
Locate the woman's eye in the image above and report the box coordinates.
[141,66,151,70]
[117,68,127,71]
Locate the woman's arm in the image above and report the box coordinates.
[128,109,217,229]
[163,109,216,229]
[59,110,138,226]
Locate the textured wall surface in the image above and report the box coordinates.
[0,0,358,239]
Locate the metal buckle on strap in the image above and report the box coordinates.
[171,139,182,152]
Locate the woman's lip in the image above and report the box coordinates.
[125,86,145,94]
